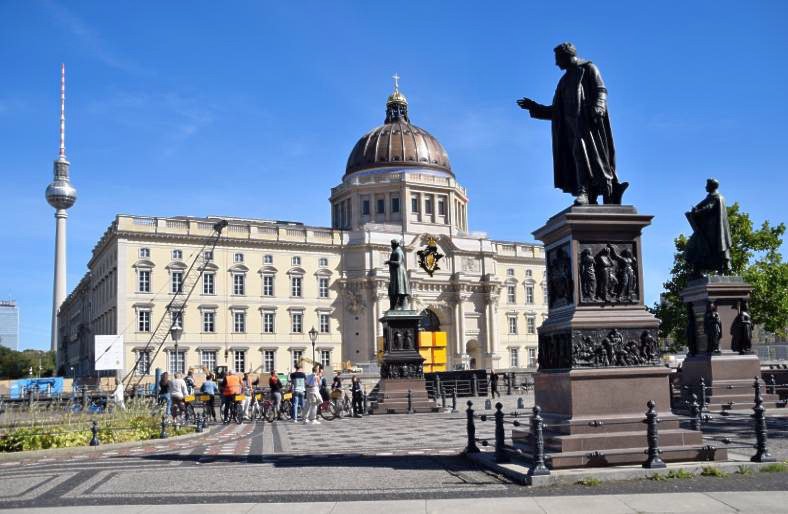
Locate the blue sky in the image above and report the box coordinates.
[1,1,786,350]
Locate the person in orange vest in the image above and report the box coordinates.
[221,370,243,424]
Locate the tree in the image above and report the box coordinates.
[0,347,57,379]
[653,202,787,352]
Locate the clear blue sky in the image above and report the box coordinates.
[1,1,786,350]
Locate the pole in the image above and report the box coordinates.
[463,400,480,454]
[528,405,550,476]
[494,402,509,463]
[751,378,775,463]
[643,400,666,469]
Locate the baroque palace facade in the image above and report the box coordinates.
[57,86,547,379]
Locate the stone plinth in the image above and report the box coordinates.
[680,276,752,352]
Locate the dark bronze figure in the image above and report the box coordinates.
[704,301,722,354]
[579,248,597,301]
[517,42,628,205]
[731,300,753,354]
[385,239,411,310]
[595,246,618,302]
[685,178,733,277]
[610,245,637,301]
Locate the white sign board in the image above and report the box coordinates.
[94,335,125,371]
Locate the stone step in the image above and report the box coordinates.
[512,428,703,453]
[511,443,728,469]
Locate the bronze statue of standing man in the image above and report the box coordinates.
[518,42,627,205]
[385,239,411,310]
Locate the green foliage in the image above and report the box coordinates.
[0,347,57,379]
[735,465,753,475]
[759,462,788,473]
[700,466,728,477]
[653,202,787,351]
[648,468,695,481]
[576,477,602,486]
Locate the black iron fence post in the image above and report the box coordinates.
[506,373,513,396]
[472,375,479,397]
[407,389,413,414]
[494,402,509,463]
[89,420,100,446]
[451,388,458,413]
[528,405,550,476]
[435,376,442,400]
[441,384,447,410]
[689,393,701,431]
[768,374,776,396]
[643,400,666,469]
[160,415,168,439]
[464,400,480,454]
[699,377,708,414]
[751,377,776,463]
[363,388,368,415]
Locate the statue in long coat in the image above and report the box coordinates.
[385,239,411,310]
[685,178,733,277]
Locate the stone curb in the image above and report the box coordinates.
[467,451,785,487]
[0,423,217,461]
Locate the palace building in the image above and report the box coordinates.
[56,84,547,379]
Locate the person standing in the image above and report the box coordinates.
[351,374,363,418]
[200,373,219,422]
[170,372,189,421]
[289,365,306,422]
[489,371,499,399]
[221,370,243,424]
[304,365,322,425]
[268,370,283,420]
[158,372,172,418]
[184,370,195,395]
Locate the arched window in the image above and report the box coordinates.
[419,309,440,331]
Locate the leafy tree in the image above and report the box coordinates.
[653,202,787,352]
[0,347,56,379]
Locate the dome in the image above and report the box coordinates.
[345,87,452,176]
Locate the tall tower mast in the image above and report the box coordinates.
[46,64,78,355]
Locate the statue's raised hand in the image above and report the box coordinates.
[517,97,536,111]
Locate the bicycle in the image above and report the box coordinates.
[246,390,264,421]
[232,394,245,424]
[330,389,352,418]
[318,397,338,421]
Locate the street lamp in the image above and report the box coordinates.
[308,326,318,365]
[170,321,183,374]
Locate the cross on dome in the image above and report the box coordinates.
[392,72,400,93]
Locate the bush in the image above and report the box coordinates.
[700,466,728,478]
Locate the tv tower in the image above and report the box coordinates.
[46,64,77,354]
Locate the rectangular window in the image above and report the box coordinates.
[362,200,370,216]
[527,316,536,335]
[171,271,183,294]
[138,270,151,293]
[319,257,328,267]
[169,351,185,375]
[264,254,273,264]
[507,285,516,304]
[263,312,275,333]
[543,286,548,304]
[233,274,245,295]
[204,250,213,262]
[291,312,303,333]
[263,350,275,373]
[438,197,446,216]
[233,350,246,373]
[234,253,244,263]
[320,350,331,368]
[526,286,534,304]
[233,311,246,333]
[291,276,302,297]
[172,249,182,260]
[139,247,150,258]
[425,195,433,215]
[138,310,151,332]
[292,350,303,369]
[318,277,329,298]
[201,350,217,371]
[508,316,517,335]
[291,256,301,266]
[203,273,215,295]
[510,348,519,368]
[135,351,151,375]
[319,313,330,333]
[391,196,400,213]
[202,311,215,333]
[411,194,420,213]
[376,198,385,214]
[263,275,274,296]
[528,348,537,367]
[171,310,183,327]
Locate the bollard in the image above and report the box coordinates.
[407,389,413,414]
[643,400,666,468]
[472,375,479,397]
[451,389,458,413]
[484,399,492,410]
[506,373,513,396]
[768,374,777,396]
[528,405,550,476]
[494,402,510,463]
[699,377,708,414]
[89,420,100,446]
[517,397,525,410]
[463,401,480,454]
[160,415,168,439]
[751,378,776,462]
[689,393,701,431]
[441,384,447,410]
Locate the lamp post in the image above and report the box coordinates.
[309,326,318,365]
[170,321,183,374]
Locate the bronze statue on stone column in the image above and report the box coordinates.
[684,178,733,277]
[704,301,722,354]
[731,300,753,354]
[517,42,628,205]
[385,239,411,310]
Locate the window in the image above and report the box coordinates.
[543,286,548,305]
[508,316,518,335]
[263,312,275,333]
[291,276,302,297]
[506,268,515,277]
[171,310,183,327]
[376,198,385,214]
[528,348,537,367]
[510,348,519,368]
[291,312,303,333]
[171,272,183,294]
[525,269,533,277]
[138,270,151,293]
[233,273,245,295]
[263,350,275,373]
[233,350,246,373]
[411,194,420,213]
[233,311,246,333]
[139,247,150,258]
[362,199,370,216]
[204,250,213,262]
[526,285,534,304]
[320,350,331,368]
[319,313,330,333]
[318,257,328,267]
[507,285,516,304]
[264,254,273,264]
[172,249,182,260]
[291,256,301,266]
[202,311,215,333]
[318,277,329,298]
[135,351,151,375]
[425,195,433,215]
[169,351,185,375]
[438,197,446,216]
[138,310,151,332]
[527,316,536,335]
[392,196,400,213]
[263,275,274,296]
[203,273,215,295]
[292,350,303,369]
[234,252,244,263]
[201,350,216,371]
